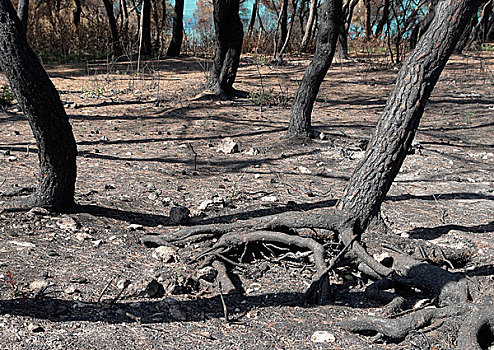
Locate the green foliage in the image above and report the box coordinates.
[0,84,15,106]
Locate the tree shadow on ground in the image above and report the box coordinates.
[408,221,494,240]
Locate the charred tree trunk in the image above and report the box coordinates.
[207,0,244,98]
[300,0,317,52]
[17,0,29,35]
[166,0,184,56]
[337,0,484,233]
[409,0,438,50]
[141,0,152,54]
[363,0,371,40]
[337,0,358,59]
[0,0,77,212]
[286,0,342,140]
[102,0,123,56]
[278,0,289,52]
[374,0,389,37]
[247,0,258,38]
[73,0,82,26]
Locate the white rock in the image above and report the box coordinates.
[261,195,278,202]
[311,331,336,343]
[154,246,178,263]
[198,199,214,211]
[298,166,312,174]
[29,280,48,291]
[127,224,144,231]
[217,137,239,154]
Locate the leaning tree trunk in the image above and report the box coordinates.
[16,0,29,35]
[299,0,317,52]
[166,0,184,57]
[246,0,258,38]
[374,0,389,37]
[207,0,243,98]
[286,0,342,140]
[102,0,123,56]
[336,0,484,234]
[0,0,77,212]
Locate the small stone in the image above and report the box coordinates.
[3,150,10,155]
[56,216,80,231]
[27,324,45,333]
[169,206,190,225]
[198,199,214,211]
[27,207,50,216]
[298,166,312,174]
[127,224,144,231]
[217,137,239,154]
[117,279,131,290]
[140,279,165,298]
[245,147,260,155]
[100,136,109,142]
[29,280,49,292]
[154,246,178,263]
[75,232,91,241]
[319,132,327,140]
[261,195,277,202]
[196,266,217,282]
[148,192,159,201]
[92,239,102,247]
[7,156,17,162]
[64,285,79,295]
[169,304,187,321]
[311,331,336,343]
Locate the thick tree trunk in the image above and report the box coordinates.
[207,0,243,98]
[0,0,77,212]
[337,0,484,232]
[166,0,184,56]
[73,0,82,26]
[363,0,371,40]
[102,0,123,56]
[141,0,152,54]
[286,0,342,140]
[17,0,29,35]
[299,0,317,52]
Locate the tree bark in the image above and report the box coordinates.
[299,0,317,52]
[0,0,77,212]
[278,0,288,53]
[247,0,258,38]
[337,0,358,59]
[102,0,123,56]
[141,0,153,54]
[17,0,29,35]
[409,0,438,50]
[73,0,82,26]
[337,0,484,232]
[166,0,184,56]
[207,0,243,98]
[374,0,389,37]
[363,0,371,40]
[286,0,342,140]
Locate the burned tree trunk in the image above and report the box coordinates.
[286,0,342,140]
[102,0,123,56]
[0,0,77,212]
[141,0,152,55]
[337,0,358,59]
[207,0,244,98]
[374,0,389,37]
[337,0,483,233]
[299,0,317,52]
[166,0,184,57]
[73,0,82,26]
[17,0,29,35]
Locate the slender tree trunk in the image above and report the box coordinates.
[337,0,483,232]
[374,0,389,37]
[409,0,438,50]
[166,0,184,56]
[279,0,288,52]
[300,0,317,52]
[286,0,342,140]
[247,0,258,38]
[207,0,244,98]
[0,0,77,212]
[17,0,29,35]
[141,0,152,54]
[73,0,82,26]
[363,0,371,40]
[337,0,358,59]
[102,0,123,56]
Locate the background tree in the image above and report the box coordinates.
[16,0,29,35]
[286,0,342,140]
[207,0,244,98]
[0,0,77,212]
[166,0,184,56]
[102,0,123,56]
[299,0,317,52]
[141,0,152,55]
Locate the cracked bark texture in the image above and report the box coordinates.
[286,0,342,140]
[0,0,77,212]
[336,0,484,233]
[207,0,243,98]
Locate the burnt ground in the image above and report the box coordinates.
[0,52,493,349]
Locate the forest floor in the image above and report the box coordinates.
[0,51,493,349]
